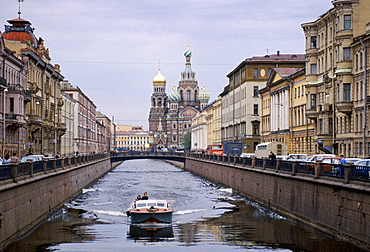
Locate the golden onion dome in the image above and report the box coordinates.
[152,69,166,84]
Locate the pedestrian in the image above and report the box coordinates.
[268,151,276,160]
[339,154,346,165]
[141,192,149,200]
[3,153,10,164]
[10,153,19,163]
[56,152,60,158]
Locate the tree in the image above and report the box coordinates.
[182,131,191,150]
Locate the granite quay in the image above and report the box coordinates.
[0,153,118,250]
[184,153,370,250]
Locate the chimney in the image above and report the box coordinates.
[277,50,280,56]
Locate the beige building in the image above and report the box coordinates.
[191,97,222,151]
[222,52,305,153]
[61,81,97,155]
[60,91,76,156]
[96,111,112,153]
[116,125,149,151]
[302,0,370,157]
[206,97,222,146]
[351,23,370,157]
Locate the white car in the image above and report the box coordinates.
[20,155,45,162]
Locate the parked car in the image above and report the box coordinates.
[286,153,309,161]
[20,155,45,162]
[352,160,370,180]
[43,154,54,159]
[305,156,341,173]
[306,154,337,162]
[240,153,254,158]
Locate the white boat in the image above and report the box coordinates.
[126,199,174,224]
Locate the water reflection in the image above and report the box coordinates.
[128,224,174,241]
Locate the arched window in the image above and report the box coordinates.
[180,90,183,101]
[152,98,155,107]
[194,90,197,100]
[187,90,191,101]
[158,98,162,107]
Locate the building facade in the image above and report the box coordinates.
[60,91,75,156]
[260,68,315,154]
[61,81,97,155]
[302,0,370,157]
[2,17,66,157]
[221,51,305,153]
[0,34,28,158]
[148,46,210,150]
[115,126,149,151]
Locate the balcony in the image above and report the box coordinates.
[336,101,353,114]
[306,108,318,120]
[57,122,67,132]
[28,115,44,125]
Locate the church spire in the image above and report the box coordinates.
[18,0,24,19]
[181,44,196,81]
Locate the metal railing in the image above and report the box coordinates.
[187,153,370,184]
[0,153,110,183]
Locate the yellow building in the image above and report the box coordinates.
[115,125,149,151]
[222,51,305,153]
[260,68,315,155]
[301,0,370,156]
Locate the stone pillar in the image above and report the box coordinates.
[276,159,281,172]
[292,161,297,176]
[343,164,352,184]
[10,163,18,183]
[314,161,321,179]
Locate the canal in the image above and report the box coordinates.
[5,159,365,251]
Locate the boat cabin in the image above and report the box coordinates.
[134,200,169,209]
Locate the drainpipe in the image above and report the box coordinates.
[2,52,11,157]
[360,37,367,158]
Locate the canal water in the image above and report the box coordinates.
[6,159,365,252]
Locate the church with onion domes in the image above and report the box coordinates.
[148,45,210,150]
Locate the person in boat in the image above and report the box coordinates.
[141,192,148,200]
[135,195,141,201]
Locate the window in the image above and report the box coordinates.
[253,86,258,97]
[343,83,351,101]
[253,104,258,115]
[310,94,316,109]
[343,48,351,61]
[253,68,258,79]
[310,36,317,49]
[9,97,14,113]
[311,64,317,74]
[187,90,191,101]
[344,15,351,30]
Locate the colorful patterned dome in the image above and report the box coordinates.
[184,48,192,58]
[169,86,180,101]
[199,86,210,102]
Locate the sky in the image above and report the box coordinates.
[1,0,334,129]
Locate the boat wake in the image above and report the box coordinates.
[173,209,207,215]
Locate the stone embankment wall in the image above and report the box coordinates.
[185,157,370,250]
[0,157,119,250]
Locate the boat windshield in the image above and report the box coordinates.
[136,201,167,208]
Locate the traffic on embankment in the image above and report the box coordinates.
[184,152,370,251]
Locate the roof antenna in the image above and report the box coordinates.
[158,59,161,70]
[267,48,269,55]
[18,0,24,19]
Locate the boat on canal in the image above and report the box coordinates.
[126,199,174,224]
